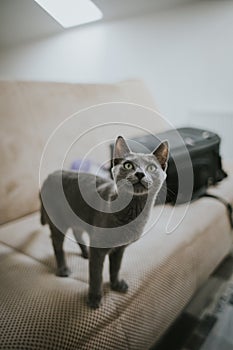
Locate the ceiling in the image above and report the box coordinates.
[0,0,196,49]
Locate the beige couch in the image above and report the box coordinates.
[0,80,232,350]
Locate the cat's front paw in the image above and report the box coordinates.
[111,279,128,293]
[56,266,71,277]
[81,250,89,259]
[87,294,102,309]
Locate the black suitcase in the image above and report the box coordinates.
[110,127,227,205]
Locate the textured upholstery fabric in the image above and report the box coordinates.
[0,80,232,349]
[0,169,233,349]
[0,80,167,224]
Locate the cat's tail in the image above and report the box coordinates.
[39,194,47,226]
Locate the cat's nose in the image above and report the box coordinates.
[135,172,145,181]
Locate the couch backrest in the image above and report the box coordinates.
[0,80,168,224]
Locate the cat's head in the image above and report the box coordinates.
[111,136,169,196]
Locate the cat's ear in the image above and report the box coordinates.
[113,136,131,162]
[152,140,169,171]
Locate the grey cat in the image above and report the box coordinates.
[40,136,169,309]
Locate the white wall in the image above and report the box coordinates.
[0,0,233,157]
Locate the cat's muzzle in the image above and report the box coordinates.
[133,182,149,194]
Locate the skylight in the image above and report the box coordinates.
[34,0,103,28]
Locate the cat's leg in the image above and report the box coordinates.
[50,224,71,277]
[109,246,128,293]
[72,227,89,259]
[88,247,108,309]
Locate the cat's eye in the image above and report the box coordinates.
[124,162,134,170]
[147,164,157,172]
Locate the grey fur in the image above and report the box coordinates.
[40,136,169,308]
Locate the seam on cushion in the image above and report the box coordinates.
[78,303,130,350]
[0,239,89,285]
[110,278,174,350]
[0,239,55,269]
[0,242,15,262]
[0,210,39,226]
[109,294,131,350]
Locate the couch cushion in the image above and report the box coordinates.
[0,166,232,349]
[0,80,168,224]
